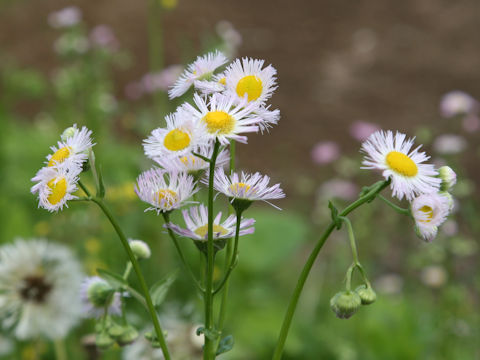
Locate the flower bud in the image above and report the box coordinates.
[355,284,377,305]
[117,325,139,346]
[96,331,115,350]
[61,126,77,141]
[129,239,151,260]
[330,290,361,319]
[87,280,114,307]
[108,322,127,338]
[439,191,454,211]
[439,166,457,191]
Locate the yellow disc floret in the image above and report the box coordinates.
[419,205,433,222]
[202,111,235,135]
[236,75,263,101]
[163,129,191,151]
[218,77,226,85]
[48,147,71,167]
[385,151,418,177]
[156,189,179,208]
[47,177,67,205]
[180,155,196,166]
[229,182,251,194]
[194,224,229,238]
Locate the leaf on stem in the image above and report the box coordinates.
[216,335,234,355]
[149,270,179,307]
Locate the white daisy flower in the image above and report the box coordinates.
[168,51,228,99]
[143,110,209,160]
[154,144,230,174]
[0,238,83,340]
[46,124,94,168]
[209,168,285,209]
[255,105,280,133]
[193,73,227,95]
[134,169,197,213]
[223,57,277,104]
[31,166,80,212]
[182,93,260,144]
[165,204,255,241]
[361,130,441,201]
[411,192,451,242]
[80,276,122,318]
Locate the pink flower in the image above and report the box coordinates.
[48,6,82,28]
[318,179,358,201]
[142,65,183,93]
[89,25,119,51]
[349,121,380,141]
[462,114,480,133]
[311,141,340,165]
[433,134,467,155]
[440,91,478,118]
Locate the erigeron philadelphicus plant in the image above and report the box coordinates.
[28,51,457,360]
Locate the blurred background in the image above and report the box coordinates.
[0,0,479,359]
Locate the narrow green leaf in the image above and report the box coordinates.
[216,335,234,355]
[97,268,127,290]
[149,270,178,307]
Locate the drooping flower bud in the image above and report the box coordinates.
[129,239,151,260]
[61,126,77,141]
[438,166,457,191]
[117,325,139,346]
[355,284,377,305]
[87,279,114,308]
[330,290,361,319]
[95,330,115,349]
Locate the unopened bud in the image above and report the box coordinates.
[96,331,115,350]
[439,166,457,191]
[87,280,114,307]
[129,239,151,260]
[61,125,77,141]
[330,290,361,319]
[117,325,139,346]
[355,285,377,305]
[108,323,127,339]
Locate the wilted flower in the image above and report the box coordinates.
[311,141,340,165]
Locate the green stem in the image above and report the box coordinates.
[123,262,133,280]
[77,180,92,198]
[378,195,411,216]
[91,197,171,360]
[53,339,67,360]
[162,212,205,292]
[339,217,359,264]
[271,179,390,360]
[204,139,221,360]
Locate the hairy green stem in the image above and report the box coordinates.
[271,179,391,360]
[204,139,221,359]
[378,195,411,216]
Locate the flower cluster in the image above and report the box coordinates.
[31,124,94,211]
[361,130,455,241]
[136,51,285,241]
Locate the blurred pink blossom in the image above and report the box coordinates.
[433,134,467,155]
[89,25,119,51]
[48,6,82,28]
[124,82,144,100]
[142,65,183,93]
[462,114,480,133]
[311,141,340,165]
[318,179,358,201]
[349,120,380,141]
[440,90,478,118]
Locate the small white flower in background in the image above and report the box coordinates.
[349,120,380,141]
[168,51,228,99]
[135,169,197,214]
[46,124,94,168]
[439,90,478,118]
[143,110,209,159]
[420,265,448,288]
[142,65,184,93]
[411,192,451,242]
[165,204,255,241]
[182,93,261,145]
[216,20,243,59]
[318,179,358,201]
[0,239,83,339]
[129,239,151,260]
[374,273,403,295]
[223,57,277,104]
[432,134,467,155]
[48,6,82,28]
[210,168,285,208]
[80,276,122,318]
[89,25,119,51]
[361,130,441,201]
[154,144,229,174]
[31,166,80,212]
[311,141,340,165]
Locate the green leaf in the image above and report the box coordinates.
[216,335,234,355]
[96,165,106,199]
[149,270,178,307]
[97,268,127,290]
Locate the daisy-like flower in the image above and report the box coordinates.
[80,276,122,318]
[361,130,441,201]
[31,166,80,212]
[143,110,209,160]
[165,204,255,241]
[154,144,229,174]
[223,57,277,104]
[194,73,227,96]
[46,124,94,169]
[210,168,285,210]
[411,192,451,241]
[182,93,260,144]
[255,105,280,133]
[134,169,197,213]
[168,51,228,99]
[0,238,83,340]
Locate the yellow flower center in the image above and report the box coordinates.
[47,177,67,205]
[163,129,191,151]
[156,189,178,208]
[385,151,418,177]
[218,77,226,85]
[194,224,229,238]
[229,182,251,194]
[48,147,71,167]
[236,75,263,101]
[202,111,235,135]
[419,205,433,222]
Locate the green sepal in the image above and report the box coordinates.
[216,335,234,355]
